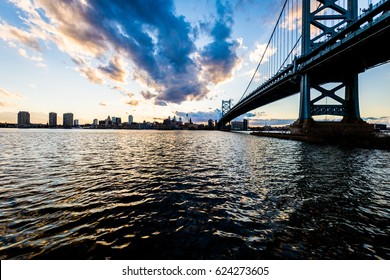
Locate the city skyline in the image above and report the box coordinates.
[8,109,209,127]
[0,0,389,126]
[9,110,226,131]
[10,111,216,127]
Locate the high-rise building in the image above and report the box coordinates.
[63,113,74,128]
[74,119,79,126]
[243,119,249,130]
[93,119,98,126]
[17,111,30,127]
[105,116,111,126]
[112,117,121,126]
[128,115,133,124]
[49,112,57,127]
[231,121,244,130]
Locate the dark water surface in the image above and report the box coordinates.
[0,128,389,259]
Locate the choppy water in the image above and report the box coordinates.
[0,128,389,259]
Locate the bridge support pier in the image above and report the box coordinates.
[297,73,312,124]
[342,73,362,123]
[291,0,374,140]
[291,71,373,139]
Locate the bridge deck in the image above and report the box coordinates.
[219,2,390,126]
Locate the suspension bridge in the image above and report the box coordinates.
[218,0,390,138]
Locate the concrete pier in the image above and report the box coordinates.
[251,121,390,149]
[290,121,374,140]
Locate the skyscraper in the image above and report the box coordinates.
[49,112,57,127]
[128,115,133,124]
[17,111,30,127]
[63,113,74,128]
[243,119,248,130]
[112,117,121,126]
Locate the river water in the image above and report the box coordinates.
[0,128,389,259]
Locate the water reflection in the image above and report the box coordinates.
[267,144,390,259]
[0,129,389,259]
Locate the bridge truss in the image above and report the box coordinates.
[218,0,390,127]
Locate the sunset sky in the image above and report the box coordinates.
[0,0,389,125]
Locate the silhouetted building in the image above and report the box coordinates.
[243,119,249,130]
[128,115,133,124]
[63,113,74,128]
[17,111,30,127]
[374,124,387,130]
[74,119,79,126]
[49,112,57,127]
[93,119,98,126]
[105,116,112,126]
[208,119,214,127]
[112,117,121,126]
[231,121,244,130]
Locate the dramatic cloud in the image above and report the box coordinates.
[0,87,24,99]
[0,20,42,52]
[98,56,128,83]
[364,116,390,125]
[2,0,242,104]
[175,109,221,122]
[18,48,45,66]
[245,113,257,118]
[199,0,241,83]
[249,43,277,63]
[0,101,13,107]
[248,119,296,126]
[77,65,104,84]
[111,86,134,97]
[126,100,140,106]
[140,90,157,100]
[154,100,168,106]
[0,87,23,108]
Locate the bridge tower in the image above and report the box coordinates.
[219,100,232,129]
[297,0,362,125]
[221,100,232,118]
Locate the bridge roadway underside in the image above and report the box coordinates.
[219,9,390,125]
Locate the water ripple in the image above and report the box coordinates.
[0,129,389,259]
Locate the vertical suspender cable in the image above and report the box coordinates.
[237,0,290,102]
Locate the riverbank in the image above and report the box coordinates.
[251,131,390,149]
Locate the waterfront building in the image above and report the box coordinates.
[49,112,57,127]
[17,111,30,127]
[105,116,112,126]
[243,119,249,130]
[231,121,244,130]
[208,119,214,127]
[63,113,74,128]
[74,119,79,126]
[93,119,98,126]
[112,117,121,126]
[128,115,133,124]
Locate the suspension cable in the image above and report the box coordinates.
[238,0,290,103]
